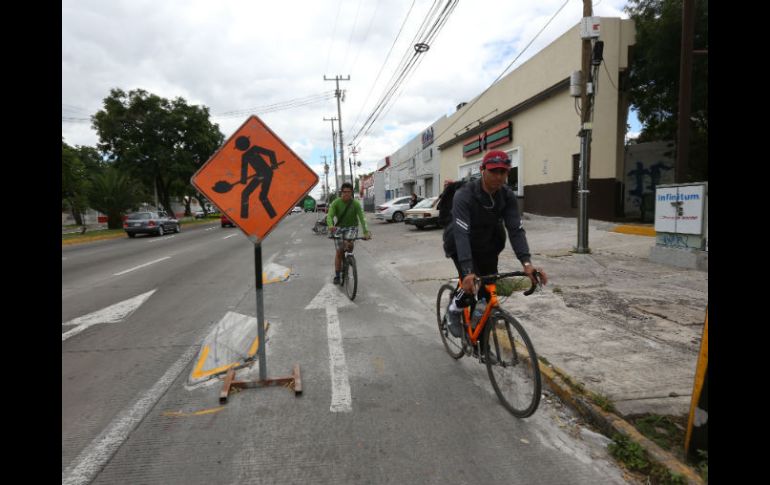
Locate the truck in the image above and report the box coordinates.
[303,197,316,212]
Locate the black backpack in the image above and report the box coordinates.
[437,180,467,227]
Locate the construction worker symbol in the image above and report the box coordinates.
[212,136,285,219]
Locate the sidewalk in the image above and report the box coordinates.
[369,212,707,483]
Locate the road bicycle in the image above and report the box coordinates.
[436,271,542,418]
[312,215,328,235]
[329,227,369,301]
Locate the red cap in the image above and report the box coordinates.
[481,150,511,170]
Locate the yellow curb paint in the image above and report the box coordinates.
[62,233,127,246]
[537,360,704,484]
[191,345,236,379]
[262,270,291,284]
[611,225,656,237]
[248,336,260,357]
[162,406,226,418]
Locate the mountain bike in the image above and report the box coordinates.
[436,271,543,418]
[329,227,369,300]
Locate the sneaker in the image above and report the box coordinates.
[333,275,341,285]
[446,307,463,338]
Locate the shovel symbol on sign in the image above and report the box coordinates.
[212,161,285,194]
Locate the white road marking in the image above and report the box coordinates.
[61,290,157,342]
[222,234,237,239]
[325,305,352,412]
[61,344,200,485]
[305,284,356,413]
[146,235,176,243]
[113,257,170,276]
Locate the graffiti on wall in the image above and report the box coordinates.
[657,233,703,250]
[624,142,676,216]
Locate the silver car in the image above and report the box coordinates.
[124,211,181,238]
[375,196,421,223]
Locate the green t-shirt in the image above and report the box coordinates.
[326,198,369,233]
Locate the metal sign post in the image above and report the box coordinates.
[191,115,317,404]
[218,240,302,404]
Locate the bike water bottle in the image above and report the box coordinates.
[471,298,487,329]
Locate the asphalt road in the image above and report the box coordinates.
[62,213,633,485]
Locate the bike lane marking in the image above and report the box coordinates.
[306,283,357,412]
[62,342,202,485]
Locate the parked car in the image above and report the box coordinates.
[124,211,180,238]
[221,214,235,227]
[316,202,328,213]
[404,196,440,229]
[375,195,422,223]
[291,206,303,214]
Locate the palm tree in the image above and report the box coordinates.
[88,168,144,229]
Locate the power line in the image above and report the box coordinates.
[212,91,335,118]
[347,0,383,74]
[324,0,344,75]
[340,0,364,72]
[432,0,570,144]
[348,0,417,137]
[350,0,457,148]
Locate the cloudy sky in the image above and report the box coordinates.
[62,0,635,198]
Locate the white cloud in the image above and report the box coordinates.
[63,0,630,193]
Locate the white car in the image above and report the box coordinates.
[290,206,302,214]
[375,196,421,223]
[404,197,440,229]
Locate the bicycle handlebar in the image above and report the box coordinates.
[474,271,542,296]
[327,229,369,241]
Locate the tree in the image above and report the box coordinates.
[88,167,145,229]
[625,0,708,181]
[62,139,89,225]
[92,88,224,216]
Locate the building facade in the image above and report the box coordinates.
[434,17,635,220]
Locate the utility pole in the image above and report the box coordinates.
[324,75,350,184]
[676,0,696,183]
[323,117,339,191]
[321,155,331,201]
[349,144,359,191]
[575,0,595,254]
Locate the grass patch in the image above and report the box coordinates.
[591,392,617,413]
[696,450,708,482]
[495,277,531,296]
[62,228,125,244]
[608,434,687,485]
[627,414,687,453]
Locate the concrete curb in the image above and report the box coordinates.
[538,360,704,485]
[612,225,656,237]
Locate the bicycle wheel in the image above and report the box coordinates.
[436,284,463,359]
[344,254,357,300]
[484,310,541,417]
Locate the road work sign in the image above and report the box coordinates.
[191,115,318,240]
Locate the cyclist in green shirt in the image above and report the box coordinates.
[327,182,371,284]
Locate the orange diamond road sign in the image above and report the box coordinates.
[192,115,318,240]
